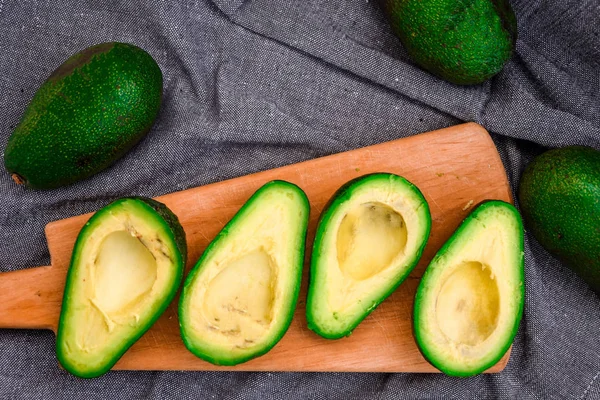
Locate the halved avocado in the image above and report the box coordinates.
[179,181,310,365]
[413,200,524,377]
[306,173,431,339]
[56,197,187,378]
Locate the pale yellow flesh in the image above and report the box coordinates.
[89,231,158,333]
[61,205,175,369]
[203,249,275,344]
[315,181,428,325]
[336,202,408,281]
[419,206,521,369]
[435,261,500,347]
[185,187,305,354]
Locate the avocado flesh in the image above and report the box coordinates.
[56,197,186,378]
[414,201,524,377]
[4,42,162,189]
[179,181,310,365]
[518,146,600,294]
[336,202,408,281]
[307,173,431,339]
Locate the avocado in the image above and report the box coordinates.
[56,197,186,378]
[518,146,600,294]
[4,42,162,189]
[381,0,517,85]
[306,173,431,339]
[179,181,310,365]
[413,201,524,377]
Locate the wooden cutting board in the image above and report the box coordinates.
[0,122,514,373]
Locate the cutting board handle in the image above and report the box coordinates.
[0,266,62,331]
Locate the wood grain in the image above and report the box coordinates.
[0,122,514,373]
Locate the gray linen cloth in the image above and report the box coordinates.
[0,0,598,398]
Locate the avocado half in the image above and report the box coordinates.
[414,201,524,377]
[306,173,431,339]
[56,197,187,378]
[179,181,310,365]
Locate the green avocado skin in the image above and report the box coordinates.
[133,197,188,263]
[4,42,163,189]
[381,0,517,85]
[518,146,600,294]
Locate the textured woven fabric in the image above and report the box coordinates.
[0,0,599,398]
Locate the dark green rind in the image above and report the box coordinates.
[133,197,188,264]
[56,197,186,378]
[306,173,432,339]
[413,200,525,377]
[179,180,310,366]
[381,0,517,85]
[4,42,163,189]
[518,146,600,294]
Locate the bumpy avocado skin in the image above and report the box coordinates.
[381,0,517,85]
[4,42,163,189]
[518,146,600,294]
[56,196,186,378]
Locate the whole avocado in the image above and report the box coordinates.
[518,146,600,294]
[381,0,517,85]
[4,42,162,189]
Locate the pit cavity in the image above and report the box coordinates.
[336,202,407,281]
[93,230,158,315]
[435,261,500,346]
[203,249,275,342]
